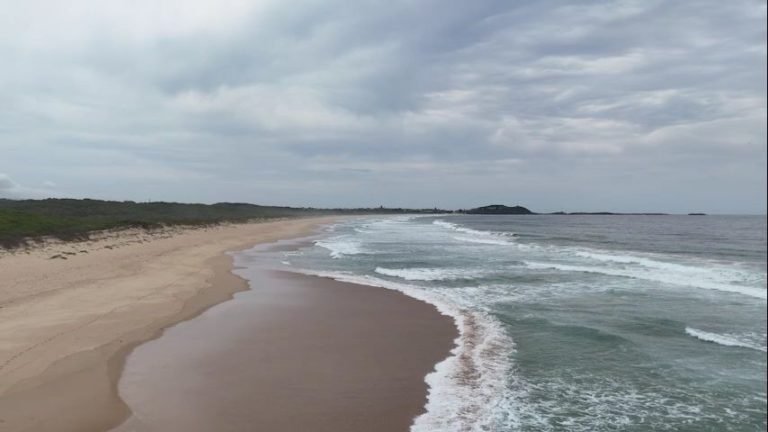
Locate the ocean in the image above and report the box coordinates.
[256,214,767,431]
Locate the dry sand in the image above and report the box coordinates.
[0,217,338,432]
[0,216,458,432]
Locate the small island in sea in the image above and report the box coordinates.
[465,204,534,215]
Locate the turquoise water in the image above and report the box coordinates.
[269,215,767,431]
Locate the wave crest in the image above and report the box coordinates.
[433,219,516,246]
[375,267,486,281]
[685,327,767,352]
[524,261,767,300]
[315,238,364,258]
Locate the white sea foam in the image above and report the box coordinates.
[685,327,767,352]
[509,375,735,431]
[446,283,597,307]
[375,267,487,281]
[572,249,768,291]
[287,268,516,432]
[433,219,483,234]
[314,237,364,258]
[573,250,762,282]
[452,235,512,246]
[524,261,767,300]
[282,216,767,430]
[433,219,516,246]
[574,250,686,267]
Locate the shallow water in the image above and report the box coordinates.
[276,215,767,431]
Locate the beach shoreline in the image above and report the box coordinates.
[0,217,340,432]
[112,268,457,432]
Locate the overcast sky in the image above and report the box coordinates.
[1,0,765,213]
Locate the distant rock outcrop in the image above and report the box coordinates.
[466,204,534,215]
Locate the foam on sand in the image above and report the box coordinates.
[289,269,517,432]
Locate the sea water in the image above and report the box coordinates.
[262,214,767,431]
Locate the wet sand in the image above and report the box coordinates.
[0,218,339,432]
[112,270,457,432]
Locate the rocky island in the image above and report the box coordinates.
[465,205,534,215]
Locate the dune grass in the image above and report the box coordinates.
[0,198,448,248]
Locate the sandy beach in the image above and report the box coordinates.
[113,270,456,432]
[0,216,457,432]
[0,218,336,431]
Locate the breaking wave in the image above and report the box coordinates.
[685,327,767,352]
[288,269,517,432]
[433,219,516,246]
[315,237,364,258]
[375,267,487,281]
[524,261,766,300]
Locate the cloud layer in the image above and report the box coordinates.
[1,0,765,212]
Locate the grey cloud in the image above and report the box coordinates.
[0,0,764,213]
[0,173,59,199]
[0,174,17,192]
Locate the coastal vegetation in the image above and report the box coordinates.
[0,198,449,248]
[1,198,691,248]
